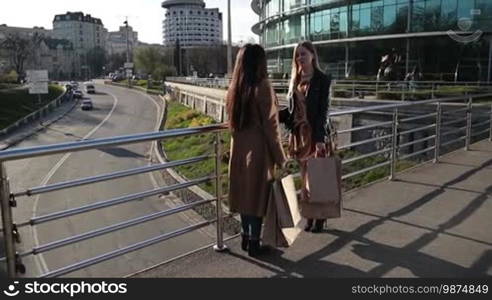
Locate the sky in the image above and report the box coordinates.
[0,0,259,44]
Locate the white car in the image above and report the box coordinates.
[73,90,83,99]
[85,83,96,94]
[81,99,93,111]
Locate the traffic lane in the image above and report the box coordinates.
[32,85,213,277]
[4,91,117,277]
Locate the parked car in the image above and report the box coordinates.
[85,82,96,94]
[73,90,83,99]
[81,99,93,111]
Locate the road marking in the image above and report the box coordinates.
[31,90,119,276]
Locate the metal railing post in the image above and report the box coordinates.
[0,163,17,277]
[213,132,227,252]
[389,108,399,181]
[434,102,442,163]
[489,104,492,142]
[465,98,472,151]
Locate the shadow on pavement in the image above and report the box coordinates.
[248,158,492,278]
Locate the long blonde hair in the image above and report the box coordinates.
[287,41,322,105]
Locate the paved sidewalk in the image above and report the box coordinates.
[134,140,492,278]
[0,98,79,150]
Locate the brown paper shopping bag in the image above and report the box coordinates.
[306,156,342,211]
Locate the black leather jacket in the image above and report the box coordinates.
[279,69,332,144]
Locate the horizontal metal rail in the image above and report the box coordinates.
[472,120,491,128]
[342,161,391,180]
[471,128,491,137]
[399,146,436,161]
[0,198,216,262]
[399,112,437,123]
[441,119,465,127]
[342,148,391,165]
[336,121,393,134]
[41,219,216,278]
[441,136,466,147]
[398,135,436,149]
[13,156,212,197]
[399,124,436,136]
[441,126,467,138]
[19,176,213,227]
[444,107,469,114]
[338,134,393,150]
[0,125,226,162]
[330,93,492,118]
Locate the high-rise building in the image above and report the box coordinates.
[162,0,223,47]
[252,0,492,81]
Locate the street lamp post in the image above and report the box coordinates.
[227,0,233,77]
[124,18,132,87]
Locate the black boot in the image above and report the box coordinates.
[304,219,314,232]
[241,234,249,252]
[248,239,269,257]
[311,219,325,233]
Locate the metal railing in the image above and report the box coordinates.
[166,77,492,101]
[332,80,492,100]
[1,92,491,278]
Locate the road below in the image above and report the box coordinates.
[5,82,215,277]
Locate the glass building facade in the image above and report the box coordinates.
[251,0,492,81]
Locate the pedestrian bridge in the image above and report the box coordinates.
[1,88,491,278]
[132,140,492,278]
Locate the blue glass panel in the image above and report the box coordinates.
[360,8,371,32]
[384,4,397,28]
[457,0,474,19]
[441,0,457,29]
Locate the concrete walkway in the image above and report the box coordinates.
[133,140,492,278]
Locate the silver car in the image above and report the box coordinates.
[81,99,93,111]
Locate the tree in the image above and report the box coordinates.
[134,46,162,76]
[134,46,176,80]
[86,46,107,77]
[1,33,43,81]
[106,52,126,73]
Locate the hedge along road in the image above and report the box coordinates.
[4,83,215,277]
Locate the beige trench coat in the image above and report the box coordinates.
[228,79,286,217]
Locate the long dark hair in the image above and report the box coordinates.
[226,44,268,131]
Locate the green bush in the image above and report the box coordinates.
[0,84,65,129]
[0,70,19,83]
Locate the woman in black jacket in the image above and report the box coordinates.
[279,41,332,233]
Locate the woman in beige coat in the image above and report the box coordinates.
[227,44,286,257]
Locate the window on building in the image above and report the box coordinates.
[425,0,441,31]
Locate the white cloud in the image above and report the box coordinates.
[0,0,259,44]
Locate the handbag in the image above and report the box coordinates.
[263,174,302,248]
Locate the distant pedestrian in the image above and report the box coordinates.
[226,44,287,257]
[279,41,333,233]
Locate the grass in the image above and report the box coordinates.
[0,85,65,130]
[162,100,231,196]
